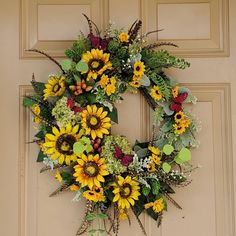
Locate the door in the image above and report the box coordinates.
[0,0,235,236]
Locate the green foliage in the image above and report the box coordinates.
[23,97,35,107]
[146,208,158,221]
[141,49,190,70]
[108,106,118,123]
[150,74,171,101]
[150,179,160,195]
[160,181,175,194]
[65,37,91,63]
[37,150,46,162]
[132,194,145,216]
[61,171,73,184]
[142,185,151,196]
[31,80,45,95]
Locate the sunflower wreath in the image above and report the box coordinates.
[23,15,201,236]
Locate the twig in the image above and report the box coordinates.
[131,207,147,236]
[145,42,178,50]
[49,183,70,197]
[139,87,157,110]
[164,193,182,210]
[76,201,94,236]
[26,49,65,74]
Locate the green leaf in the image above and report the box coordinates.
[73,142,85,155]
[37,150,46,162]
[74,74,81,82]
[150,179,160,195]
[162,162,171,173]
[136,148,149,158]
[132,194,145,216]
[23,97,35,107]
[86,213,97,221]
[163,144,174,155]
[61,59,72,71]
[61,171,73,183]
[142,186,150,196]
[161,118,173,132]
[31,80,45,95]
[76,60,89,73]
[109,106,118,123]
[35,130,45,139]
[97,213,108,219]
[140,74,150,87]
[146,208,158,221]
[174,147,191,164]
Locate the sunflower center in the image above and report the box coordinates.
[89,60,104,71]
[177,126,182,130]
[155,90,160,95]
[120,183,132,198]
[84,162,99,177]
[136,66,140,71]
[56,134,76,155]
[52,83,61,93]
[176,114,182,119]
[87,115,101,129]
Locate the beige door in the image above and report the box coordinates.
[0,0,235,235]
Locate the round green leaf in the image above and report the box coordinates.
[76,60,89,73]
[73,142,86,155]
[163,144,174,155]
[61,59,72,71]
[174,148,191,164]
[140,74,150,87]
[162,162,171,173]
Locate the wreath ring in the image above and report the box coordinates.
[23,15,200,236]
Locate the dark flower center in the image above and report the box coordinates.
[84,162,99,177]
[53,83,61,93]
[176,114,182,119]
[120,183,132,198]
[56,134,76,155]
[89,59,104,72]
[136,66,140,71]
[155,90,160,95]
[87,115,101,129]
[88,191,95,196]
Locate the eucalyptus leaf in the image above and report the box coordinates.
[73,142,86,155]
[161,119,173,132]
[61,59,72,71]
[174,147,191,164]
[163,144,174,155]
[140,74,150,87]
[162,162,171,173]
[76,60,89,73]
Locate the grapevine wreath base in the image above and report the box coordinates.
[23,15,200,236]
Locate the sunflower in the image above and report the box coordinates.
[119,32,130,42]
[69,184,80,191]
[99,75,117,96]
[172,86,179,98]
[174,111,185,123]
[43,123,83,165]
[82,49,112,80]
[119,209,128,220]
[113,176,140,209]
[133,61,145,77]
[173,123,186,135]
[147,161,156,172]
[43,75,65,100]
[129,75,141,88]
[181,118,191,128]
[73,154,109,189]
[144,198,165,213]
[148,146,161,155]
[55,170,62,182]
[153,198,165,213]
[150,154,161,165]
[83,187,106,202]
[81,105,111,140]
[31,104,41,124]
[150,85,163,101]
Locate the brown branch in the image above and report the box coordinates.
[145,42,178,50]
[26,49,65,74]
[139,87,157,110]
[49,183,70,197]
[164,193,182,210]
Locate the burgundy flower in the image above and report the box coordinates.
[170,92,188,112]
[114,146,133,167]
[89,34,111,51]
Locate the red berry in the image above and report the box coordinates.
[93,143,99,149]
[91,140,95,145]
[98,147,102,153]
[96,138,101,145]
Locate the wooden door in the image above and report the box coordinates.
[0,0,235,236]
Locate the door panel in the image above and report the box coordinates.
[0,0,235,236]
